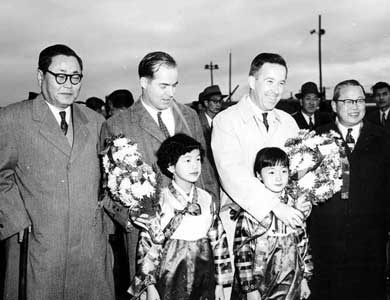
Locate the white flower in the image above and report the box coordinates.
[315,184,330,197]
[102,155,110,172]
[112,166,123,177]
[113,148,128,162]
[298,171,316,190]
[113,138,129,147]
[107,174,118,191]
[119,177,132,190]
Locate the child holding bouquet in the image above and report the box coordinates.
[129,133,232,300]
[233,147,313,300]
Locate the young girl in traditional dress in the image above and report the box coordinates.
[129,133,232,300]
[233,147,312,300]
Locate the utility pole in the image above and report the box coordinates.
[229,51,232,99]
[204,61,219,85]
[310,15,326,100]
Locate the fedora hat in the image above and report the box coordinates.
[295,82,320,99]
[202,85,227,101]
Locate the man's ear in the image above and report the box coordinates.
[299,99,303,107]
[140,77,148,89]
[37,69,44,87]
[331,101,337,114]
[248,76,256,90]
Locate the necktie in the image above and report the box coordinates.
[262,112,269,131]
[59,111,68,135]
[157,111,170,138]
[309,117,314,130]
[381,112,386,126]
[345,128,355,150]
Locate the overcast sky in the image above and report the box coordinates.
[0,0,389,107]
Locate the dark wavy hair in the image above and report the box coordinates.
[156,133,204,178]
[249,52,287,78]
[138,51,177,79]
[253,147,289,176]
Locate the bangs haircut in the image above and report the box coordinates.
[253,147,289,175]
[156,133,205,178]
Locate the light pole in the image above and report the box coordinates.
[310,14,326,100]
[204,61,219,85]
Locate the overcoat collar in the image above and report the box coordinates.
[32,94,89,160]
[236,94,282,124]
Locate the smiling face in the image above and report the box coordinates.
[38,55,82,109]
[249,63,287,111]
[257,164,289,194]
[141,65,178,110]
[332,85,366,127]
[168,149,202,190]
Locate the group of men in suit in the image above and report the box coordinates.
[0,46,219,300]
[1,43,389,300]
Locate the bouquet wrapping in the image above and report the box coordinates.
[285,129,343,205]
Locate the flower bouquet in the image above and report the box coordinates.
[102,134,164,243]
[285,129,343,205]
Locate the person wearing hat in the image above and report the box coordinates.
[198,85,226,169]
[292,81,333,130]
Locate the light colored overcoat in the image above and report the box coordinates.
[0,95,114,300]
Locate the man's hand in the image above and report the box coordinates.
[272,202,304,229]
[146,284,160,300]
[300,278,311,299]
[132,213,152,231]
[18,226,31,243]
[215,284,225,300]
[246,290,261,300]
[295,195,312,218]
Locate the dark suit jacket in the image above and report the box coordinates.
[100,99,219,279]
[309,121,389,300]
[198,112,213,163]
[292,110,333,130]
[365,108,390,128]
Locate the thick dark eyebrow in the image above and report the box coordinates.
[159,81,179,87]
[57,68,81,74]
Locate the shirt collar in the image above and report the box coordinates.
[336,118,362,141]
[45,101,71,124]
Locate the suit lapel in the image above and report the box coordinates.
[69,105,90,163]
[134,100,166,142]
[33,95,71,156]
[172,102,192,136]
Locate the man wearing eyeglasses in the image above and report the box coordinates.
[309,79,389,300]
[0,44,115,300]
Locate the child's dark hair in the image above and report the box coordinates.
[253,147,289,175]
[156,133,205,178]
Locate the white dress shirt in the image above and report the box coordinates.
[141,99,175,136]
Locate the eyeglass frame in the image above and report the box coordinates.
[45,69,83,85]
[335,98,366,106]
